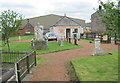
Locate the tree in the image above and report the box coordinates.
[0,10,23,51]
[97,0,119,43]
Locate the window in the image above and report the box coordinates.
[27,30,30,32]
[74,29,78,33]
[26,30,30,34]
[27,25,30,28]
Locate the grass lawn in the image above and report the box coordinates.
[0,40,2,50]
[9,35,35,41]
[2,53,24,62]
[78,39,94,43]
[2,35,80,64]
[37,41,80,54]
[71,50,118,81]
[36,56,43,65]
[2,41,80,54]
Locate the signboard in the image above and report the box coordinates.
[103,35,108,40]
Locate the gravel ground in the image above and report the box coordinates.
[23,40,118,81]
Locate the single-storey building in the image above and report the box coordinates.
[50,15,84,38]
[19,14,85,38]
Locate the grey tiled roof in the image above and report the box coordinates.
[53,16,80,26]
[21,14,85,30]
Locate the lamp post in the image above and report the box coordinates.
[73,32,77,45]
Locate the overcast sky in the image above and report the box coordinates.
[0,0,117,23]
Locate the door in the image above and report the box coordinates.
[66,29,71,38]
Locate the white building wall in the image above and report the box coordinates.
[77,28,80,38]
[70,27,82,39]
[52,27,66,38]
[51,26,84,39]
[70,28,74,38]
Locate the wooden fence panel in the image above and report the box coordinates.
[29,52,36,69]
[2,50,36,83]
[16,51,36,82]
[17,57,27,82]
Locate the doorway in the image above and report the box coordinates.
[66,29,71,38]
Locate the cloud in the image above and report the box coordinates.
[0,0,117,23]
[1,2,34,9]
[46,0,99,22]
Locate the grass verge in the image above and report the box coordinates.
[71,50,118,81]
[36,56,43,65]
[9,35,34,41]
[78,39,94,43]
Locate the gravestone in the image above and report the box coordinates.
[57,36,64,46]
[18,36,21,41]
[92,38,105,56]
[60,36,64,46]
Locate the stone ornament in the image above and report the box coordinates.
[34,22,44,40]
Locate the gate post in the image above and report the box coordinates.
[26,55,30,74]
[34,51,37,66]
[15,63,18,82]
[16,62,21,83]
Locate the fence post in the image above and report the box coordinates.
[26,55,30,74]
[14,63,18,82]
[17,62,21,83]
[34,51,37,66]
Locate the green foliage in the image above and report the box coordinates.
[73,34,77,38]
[97,0,119,38]
[71,50,118,81]
[0,10,24,51]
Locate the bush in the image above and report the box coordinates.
[114,39,120,41]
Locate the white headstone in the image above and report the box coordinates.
[92,38,105,56]
[60,36,64,46]
[95,38,100,48]
[18,36,21,40]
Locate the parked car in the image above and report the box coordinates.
[45,32,57,41]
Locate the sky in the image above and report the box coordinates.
[0,0,117,23]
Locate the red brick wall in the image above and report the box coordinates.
[18,30,24,36]
[18,23,34,36]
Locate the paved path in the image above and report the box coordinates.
[26,41,118,81]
